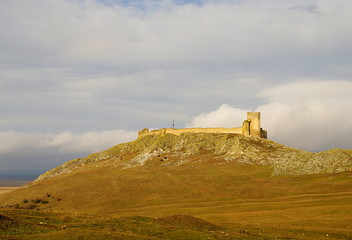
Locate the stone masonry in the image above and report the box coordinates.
[138,112,267,139]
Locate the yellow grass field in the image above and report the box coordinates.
[0,187,20,195]
[1,159,351,239]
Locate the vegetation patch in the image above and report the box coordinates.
[156,214,223,231]
[3,193,61,210]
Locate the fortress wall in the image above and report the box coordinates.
[166,127,243,135]
[137,112,267,139]
[138,127,243,138]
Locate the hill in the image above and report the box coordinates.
[36,132,352,180]
[0,133,351,239]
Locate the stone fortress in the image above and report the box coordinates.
[138,112,267,139]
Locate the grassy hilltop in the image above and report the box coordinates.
[0,133,352,239]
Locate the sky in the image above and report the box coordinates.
[1,0,352,178]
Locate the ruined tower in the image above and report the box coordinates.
[247,112,261,138]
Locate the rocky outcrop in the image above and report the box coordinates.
[35,133,352,182]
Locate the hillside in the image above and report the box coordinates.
[0,133,351,239]
[1,132,351,209]
[35,132,352,181]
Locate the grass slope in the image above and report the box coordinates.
[0,133,351,239]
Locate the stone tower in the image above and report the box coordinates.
[247,112,261,138]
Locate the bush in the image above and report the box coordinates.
[31,198,49,204]
[32,198,43,204]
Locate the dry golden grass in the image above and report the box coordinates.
[0,187,19,195]
[0,142,351,239]
[0,180,29,195]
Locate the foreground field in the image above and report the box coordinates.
[1,163,351,239]
[1,188,351,240]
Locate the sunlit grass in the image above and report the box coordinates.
[0,149,351,239]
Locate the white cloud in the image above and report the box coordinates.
[47,130,137,153]
[258,80,352,102]
[1,0,352,66]
[0,129,136,157]
[187,104,249,128]
[257,80,352,151]
[0,129,135,174]
[188,80,352,152]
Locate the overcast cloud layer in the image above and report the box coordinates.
[1,0,352,177]
[188,80,352,151]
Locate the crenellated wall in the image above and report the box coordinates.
[138,112,267,139]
